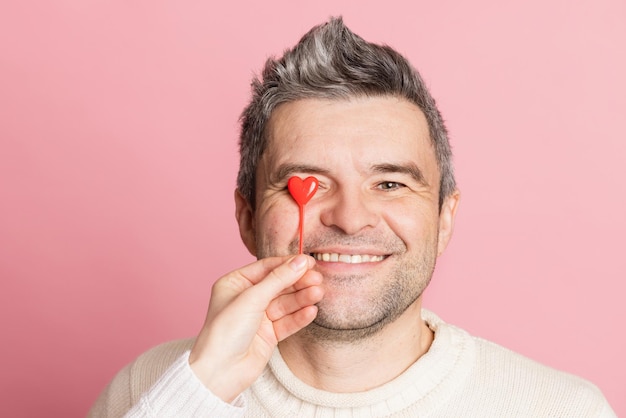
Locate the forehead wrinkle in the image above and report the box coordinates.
[371,162,430,187]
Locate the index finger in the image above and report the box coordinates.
[226,255,293,288]
[235,255,316,312]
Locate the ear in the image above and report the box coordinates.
[234,189,257,257]
[437,189,460,256]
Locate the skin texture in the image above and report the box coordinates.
[190,95,459,401]
[236,96,460,391]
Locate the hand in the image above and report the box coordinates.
[188,254,323,402]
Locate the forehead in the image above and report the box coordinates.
[262,96,438,180]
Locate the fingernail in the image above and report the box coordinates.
[289,255,308,271]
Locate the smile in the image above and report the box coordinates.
[311,253,386,263]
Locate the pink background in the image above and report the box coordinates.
[1,1,624,416]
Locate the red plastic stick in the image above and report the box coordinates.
[287,176,319,254]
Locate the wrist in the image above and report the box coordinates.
[189,354,245,403]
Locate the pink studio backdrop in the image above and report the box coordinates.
[1,1,624,416]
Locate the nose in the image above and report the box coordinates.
[318,187,379,235]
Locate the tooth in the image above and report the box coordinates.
[312,253,385,263]
[338,254,352,263]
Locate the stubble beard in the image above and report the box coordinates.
[303,245,437,344]
[257,231,439,345]
[257,233,437,345]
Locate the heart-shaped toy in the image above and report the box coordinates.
[288,176,319,206]
[287,176,319,254]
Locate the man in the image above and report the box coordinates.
[89,17,615,417]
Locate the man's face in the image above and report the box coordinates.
[236,96,458,341]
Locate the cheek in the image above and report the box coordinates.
[382,202,439,247]
[256,201,301,254]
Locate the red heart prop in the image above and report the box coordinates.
[288,176,319,206]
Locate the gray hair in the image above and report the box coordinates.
[237,16,456,210]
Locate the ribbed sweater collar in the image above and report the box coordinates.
[249,310,475,416]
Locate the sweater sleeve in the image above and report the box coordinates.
[598,401,618,418]
[88,339,246,418]
[125,351,246,418]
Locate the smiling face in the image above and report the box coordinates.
[236,95,459,341]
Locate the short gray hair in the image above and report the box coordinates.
[237,17,455,210]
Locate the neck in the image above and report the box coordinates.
[278,301,433,393]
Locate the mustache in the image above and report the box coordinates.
[289,229,406,254]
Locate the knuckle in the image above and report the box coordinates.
[212,273,247,294]
[268,263,294,285]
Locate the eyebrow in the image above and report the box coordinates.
[371,163,429,187]
[273,163,331,183]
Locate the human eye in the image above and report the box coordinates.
[376,181,406,191]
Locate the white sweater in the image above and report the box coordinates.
[89,310,616,417]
